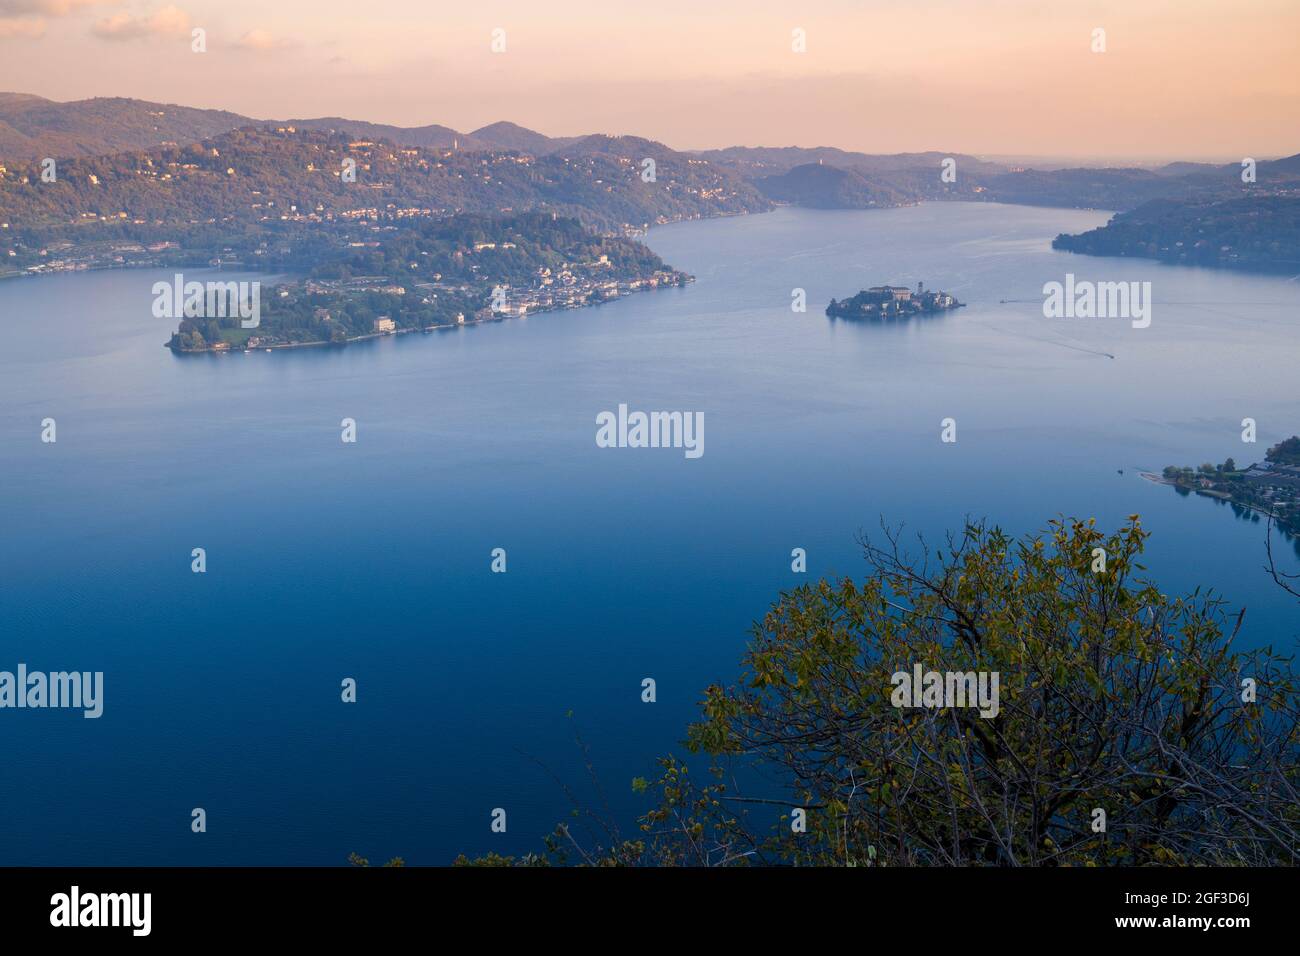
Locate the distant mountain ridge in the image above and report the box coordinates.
[0,92,618,162]
[284,116,487,151]
[756,163,913,208]
[0,94,249,161]
[2,91,1299,243]
[696,144,1008,178]
[0,124,770,238]
[468,121,581,154]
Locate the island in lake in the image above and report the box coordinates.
[1151,435,1300,537]
[825,283,964,320]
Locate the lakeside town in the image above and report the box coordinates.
[161,210,692,353]
[176,263,692,353]
[1149,436,1300,537]
[0,235,186,277]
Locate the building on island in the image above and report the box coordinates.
[826,282,964,320]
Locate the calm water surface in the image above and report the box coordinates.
[1,203,1297,864]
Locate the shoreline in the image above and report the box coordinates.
[5,200,1114,287]
[1141,471,1294,533]
[164,278,692,355]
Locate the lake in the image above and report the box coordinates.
[1,202,1297,864]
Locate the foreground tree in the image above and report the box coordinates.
[464,516,1300,866]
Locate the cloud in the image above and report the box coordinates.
[235,28,281,51]
[92,3,188,41]
[0,0,107,13]
[0,0,111,36]
[0,15,45,36]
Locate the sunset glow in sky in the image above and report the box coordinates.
[1,0,1296,159]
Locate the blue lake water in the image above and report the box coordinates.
[1,202,1297,865]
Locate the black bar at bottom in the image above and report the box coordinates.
[0,866,1278,940]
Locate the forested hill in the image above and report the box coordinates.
[755,163,915,208]
[704,142,1300,214]
[0,93,572,161]
[0,94,249,161]
[0,125,770,238]
[1052,195,1300,272]
[5,92,1297,226]
[980,156,1300,210]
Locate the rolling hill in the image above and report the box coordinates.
[0,94,249,161]
[0,125,770,238]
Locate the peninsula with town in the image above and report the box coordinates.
[163,212,689,352]
[1152,436,1300,537]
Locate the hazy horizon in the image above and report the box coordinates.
[1,0,1297,162]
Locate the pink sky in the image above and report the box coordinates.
[1,0,1297,159]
